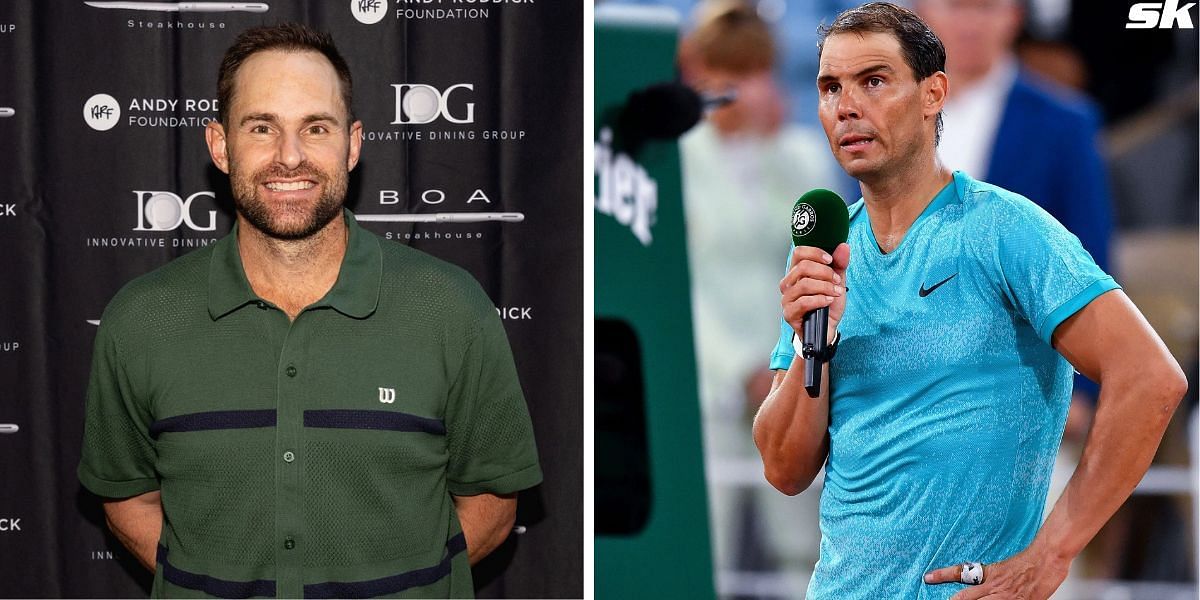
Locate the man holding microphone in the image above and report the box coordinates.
[752,3,1186,599]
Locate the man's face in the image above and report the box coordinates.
[206,49,362,240]
[816,32,945,181]
[916,0,1021,83]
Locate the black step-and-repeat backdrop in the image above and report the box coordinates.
[0,1,581,597]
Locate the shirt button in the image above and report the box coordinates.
[284,536,295,550]
[285,364,297,377]
[283,451,295,463]
[256,301,267,309]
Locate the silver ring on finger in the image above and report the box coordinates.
[959,562,985,585]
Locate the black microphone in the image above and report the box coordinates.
[611,82,734,155]
[790,190,850,397]
[619,82,703,141]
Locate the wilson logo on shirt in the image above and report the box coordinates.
[378,388,396,404]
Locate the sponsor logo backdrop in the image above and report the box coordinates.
[0,1,581,597]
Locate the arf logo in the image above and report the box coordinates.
[83,94,120,131]
[391,84,475,125]
[1127,0,1196,28]
[351,0,388,24]
[134,191,218,232]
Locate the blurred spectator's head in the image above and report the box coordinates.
[915,0,1023,86]
[680,1,786,137]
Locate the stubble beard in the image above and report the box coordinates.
[229,156,348,241]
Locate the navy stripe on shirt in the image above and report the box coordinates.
[303,409,445,435]
[149,409,276,439]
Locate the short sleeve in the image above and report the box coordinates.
[769,244,798,371]
[77,319,160,499]
[990,197,1119,344]
[445,307,542,496]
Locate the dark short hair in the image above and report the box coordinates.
[217,23,354,126]
[817,2,946,143]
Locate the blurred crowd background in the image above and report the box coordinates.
[597,0,1198,598]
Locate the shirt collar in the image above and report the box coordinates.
[902,171,960,234]
[207,209,382,321]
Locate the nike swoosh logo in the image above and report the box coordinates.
[919,273,957,297]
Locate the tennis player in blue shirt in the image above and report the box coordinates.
[752,3,1188,599]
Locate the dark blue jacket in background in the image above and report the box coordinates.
[987,69,1113,274]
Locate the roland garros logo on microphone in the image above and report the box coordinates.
[792,203,817,237]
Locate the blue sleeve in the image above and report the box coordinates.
[990,197,1119,346]
[769,245,797,371]
[1051,107,1114,400]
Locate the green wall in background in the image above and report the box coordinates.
[594,6,715,599]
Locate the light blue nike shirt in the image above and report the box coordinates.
[770,171,1118,599]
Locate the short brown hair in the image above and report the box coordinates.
[217,23,354,126]
[687,1,775,75]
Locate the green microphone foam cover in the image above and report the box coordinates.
[791,189,849,252]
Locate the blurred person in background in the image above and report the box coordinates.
[914,0,1114,444]
[677,1,837,595]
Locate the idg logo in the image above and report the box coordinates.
[83,94,121,131]
[1127,0,1196,28]
[351,0,388,24]
[134,191,217,232]
[391,84,475,124]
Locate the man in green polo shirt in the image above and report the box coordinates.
[77,23,542,598]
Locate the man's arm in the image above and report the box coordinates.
[752,243,849,495]
[452,492,517,565]
[925,289,1187,599]
[753,364,832,496]
[102,490,163,572]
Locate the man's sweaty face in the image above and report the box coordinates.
[816,32,929,181]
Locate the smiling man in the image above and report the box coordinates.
[77,23,541,598]
[752,3,1186,599]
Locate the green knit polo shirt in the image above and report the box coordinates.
[78,210,542,598]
